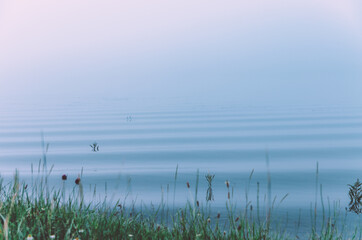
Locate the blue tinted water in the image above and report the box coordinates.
[0,98,361,235]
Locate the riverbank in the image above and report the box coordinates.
[0,169,360,240]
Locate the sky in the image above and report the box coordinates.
[0,0,361,106]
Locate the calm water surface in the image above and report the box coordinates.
[1,98,362,235]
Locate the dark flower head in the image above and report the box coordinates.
[62,174,67,181]
[186,182,190,188]
[75,177,81,185]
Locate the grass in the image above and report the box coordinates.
[0,171,279,240]
[0,154,361,239]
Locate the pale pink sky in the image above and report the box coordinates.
[0,0,361,105]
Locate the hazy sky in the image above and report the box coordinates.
[0,0,361,105]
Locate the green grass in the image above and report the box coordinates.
[0,158,361,239]
[0,172,277,240]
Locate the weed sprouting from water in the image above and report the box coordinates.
[89,142,99,152]
[205,172,215,202]
[348,178,362,214]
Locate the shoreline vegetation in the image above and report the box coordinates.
[0,154,361,239]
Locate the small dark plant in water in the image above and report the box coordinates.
[90,142,100,152]
[348,178,362,214]
[205,172,215,201]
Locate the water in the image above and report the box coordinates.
[1,98,362,235]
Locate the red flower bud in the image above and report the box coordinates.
[62,174,67,181]
[75,177,81,185]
